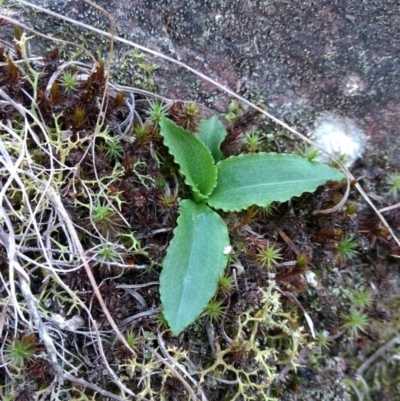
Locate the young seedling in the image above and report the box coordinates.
[4,333,39,369]
[90,200,122,237]
[60,70,79,92]
[146,100,170,125]
[245,131,264,152]
[335,235,359,262]
[315,330,332,351]
[257,242,283,270]
[386,172,400,198]
[203,298,226,323]
[341,308,369,337]
[350,289,373,309]
[158,116,344,334]
[218,273,235,297]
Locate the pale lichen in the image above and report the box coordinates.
[310,112,368,167]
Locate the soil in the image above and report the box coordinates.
[2,1,400,400]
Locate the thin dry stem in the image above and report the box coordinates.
[356,335,400,376]
[1,3,399,400]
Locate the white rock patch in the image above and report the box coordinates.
[311,112,367,167]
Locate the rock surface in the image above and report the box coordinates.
[5,0,400,170]
[3,2,400,399]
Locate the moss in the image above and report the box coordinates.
[2,3,399,401]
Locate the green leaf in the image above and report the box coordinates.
[160,199,230,335]
[207,152,345,211]
[160,118,217,200]
[195,116,227,162]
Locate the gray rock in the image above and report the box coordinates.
[7,0,397,169]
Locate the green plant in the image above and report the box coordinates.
[92,242,125,276]
[329,152,350,169]
[4,333,39,369]
[60,70,79,92]
[146,100,170,125]
[203,298,226,322]
[93,242,123,262]
[257,242,283,270]
[335,235,359,262]
[97,129,124,160]
[301,146,321,162]
[296,253,308,269]
[218,273,235,296]
[225,99,241,122]
[158,116,344,334]
[345,203,358,215]
[125,330,141,351]
[245,131,264,152]
[156,313,169,330]
[177,102,200,131]
[341,308,369,337]
[350,289,373,308]
[159,193,176,209]
[315,330,332,351]
[104,137,123,160]
[386,172,400,198]
[90,200,122,237]
[132,123,149,143]
[71,106,88,128]
[259,203,275,217]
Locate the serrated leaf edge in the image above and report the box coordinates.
[208,152,344,212]
[160,118,218,200]
[215,151,343,164]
